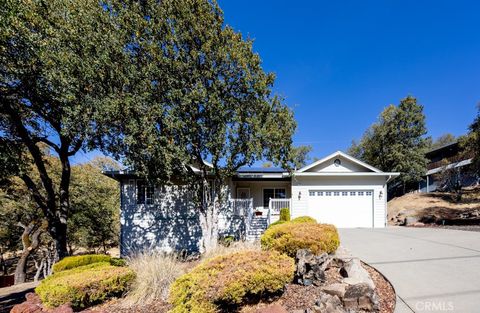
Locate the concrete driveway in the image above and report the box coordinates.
[339,227,480,313]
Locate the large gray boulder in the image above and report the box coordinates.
[340,258,375,289]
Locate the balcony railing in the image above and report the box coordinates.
[427,153,475,171]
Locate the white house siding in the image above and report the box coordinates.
[120,179,243,256]
[291,176,387,228]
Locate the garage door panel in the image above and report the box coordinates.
[307,190,373,228]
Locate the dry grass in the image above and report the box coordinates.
[388,186,480,224]
[120,252,187,307]
[202,241,260,261]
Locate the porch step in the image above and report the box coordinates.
[246,217,269,241]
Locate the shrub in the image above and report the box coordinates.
[279,208,291,222]
[267,219,286,229]
[261,223,340,257]
[52,254,113,272]
[122,252,186,307]
[291,216,317,224]
[36,262,135,309]
[169,250,294,313]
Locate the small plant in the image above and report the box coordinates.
[169,250,294,313]
[52,254,113,272]
[291,216,317,224]
[279,208,291,222]
[36,262,135,309]
[261,222,339,257]
[219,235,236,247]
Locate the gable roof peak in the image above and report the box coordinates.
[297,150,382,173]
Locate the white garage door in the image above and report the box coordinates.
[307,190,373,228]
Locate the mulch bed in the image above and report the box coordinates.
[363,263,396,313]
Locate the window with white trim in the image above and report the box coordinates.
[334,191,340,196]
[366,191,372,196]
[309,191,315,196]
[137,180,155,205]
[350,191,356,196]
[358,191,364,196]
[342,191,348,196]
[326,191,332,196]
[318,191,323,196]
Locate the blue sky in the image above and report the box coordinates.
[73,1,480,164]
[217,0,480,159]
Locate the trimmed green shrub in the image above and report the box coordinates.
[261,222,340,257]
[169,250,294,313]
[291,216,317,224]
[279,208,290,222]
[52,254,112,272]
[36,262,135,309]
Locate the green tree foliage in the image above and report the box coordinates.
[1,0,296,255]
[290,145,313,169]
[348,96,429,191]
[0,0,132,258]
[0,153,119,282]
[100,0,297,252]
[68,157,120,254]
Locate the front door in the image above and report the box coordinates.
[237,188,250,199]
[263,188,286,209]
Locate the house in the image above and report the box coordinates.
[419,142,477,192]
[104,151,399,255]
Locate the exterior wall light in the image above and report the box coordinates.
[298,191,302,200]
[379,191,383,200]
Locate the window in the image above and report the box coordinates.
[326,191,332,196]
[358,191,364,196]
[334,191,340,196]
[350,191,356,196]
[137,180,155,205]
[366,191,373,196]
[318,191,323,196]
[342,191,348,196]
[263,188,286,208]
[309,191,315,196]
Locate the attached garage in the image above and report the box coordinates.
[291,151,399,228]
[307,189,373,228]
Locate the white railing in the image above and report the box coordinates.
[268,198,291,214]
[230,198,253,216]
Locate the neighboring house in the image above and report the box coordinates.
[419,142,477,193]
[104,151,399,255]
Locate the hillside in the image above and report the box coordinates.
[388,186,480,225]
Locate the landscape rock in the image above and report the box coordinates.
[255,304,288,313]
[321,283,347,298]
[295,249,329,286]
[340,258,375,289]
[314,293,346,313]
[404,216,419,226]
[343,283,379,311]
[11,293,74,313]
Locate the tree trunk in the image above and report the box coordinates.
[14,223,42,284]
[49,220,68,260]
[198,177,222,254]
[14,252,29,284]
